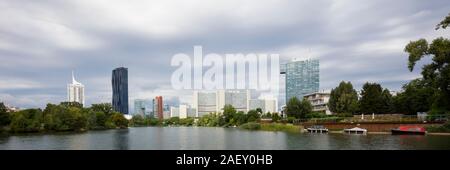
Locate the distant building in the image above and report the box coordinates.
[248,98,278,113]
[112,67,129,114]
[176,104,196,119]
[193,91,217,117]
[217,89,250,113]
[155,96,163,120]
[303,91,331,115]
[163,104,170,119]
[67,71,85,106]
[134,99,147,116]
[170,106,180,117]
[281,59,319,102]
[193,89,251,116]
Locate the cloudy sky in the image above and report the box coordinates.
[0,0,449,110]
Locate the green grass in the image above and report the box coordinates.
[239,122,302,133]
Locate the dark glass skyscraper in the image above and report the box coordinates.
[112,67,129,114]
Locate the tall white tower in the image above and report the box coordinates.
[67,71,85,106]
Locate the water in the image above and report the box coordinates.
[1,127,450,150]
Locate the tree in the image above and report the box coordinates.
[328,81,359,115]
[405,14,450,114]
[285,97,312,118]
[246,110,260,122]
[109,112,128,128]
[222,104,237,123]
[91,103,114,116]
[10,109,43,133]
[0,102,10,126]
[359,82,392,114]
[393,79,434,114]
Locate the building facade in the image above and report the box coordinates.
[217,89,250,113]
[134,99,146,116]
[155,96,163,120]
[193,91,217,117]
[67,71,85,106]
[112,67,129,114]
[303,91,331,115]
[283,59,319,103]
[248,98,278,113]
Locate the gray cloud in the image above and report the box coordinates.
[0,0,449,111]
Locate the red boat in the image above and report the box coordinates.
[391,126,426,135]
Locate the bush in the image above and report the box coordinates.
[239,122,261,130]
[10,109,43,133]
[260,123,301,133]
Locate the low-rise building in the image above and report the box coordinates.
[303,91,331,115]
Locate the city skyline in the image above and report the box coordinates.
[1,1,450,110]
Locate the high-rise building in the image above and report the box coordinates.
[134,99,146,116]
[67,71,85,106]
[155,96,163,120]
[218,89,250,113]
[193,90,250,116]
[193,91,217,117]
[112,67,128,114]
[282,59,319,102]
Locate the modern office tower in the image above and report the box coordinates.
[134,99,146,116]
[177,104,196,119]
[249,98,278,113]
[155,96,163,120]
[281,59,319,103]
[67,71,85,106]
[303,91,331,115]
[112,67,129,114]
[193,91,217,117]
[163,104,170,119]
[217,89,250,113]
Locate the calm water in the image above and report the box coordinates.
[1,127,450,150]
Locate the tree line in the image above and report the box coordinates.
[0,102,128,133]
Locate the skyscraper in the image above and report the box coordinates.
[112,67,128,114]
[282,59,319,102]
[67,71,85,106]
[155,96,163,120]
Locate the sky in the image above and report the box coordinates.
[0,0,449,111]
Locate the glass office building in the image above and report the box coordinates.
[284,59,319,102]
[112,67,129,114]
[134,99,146,116]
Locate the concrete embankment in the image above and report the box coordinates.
[300,122,444,133]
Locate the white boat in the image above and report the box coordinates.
[344,127,367,135]
[306,125,328,133]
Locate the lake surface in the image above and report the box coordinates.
[1,127,450,150]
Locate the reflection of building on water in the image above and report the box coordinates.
[113,129,129,150]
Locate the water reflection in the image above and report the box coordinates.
[1,127,450,150]
[113,129,129,150]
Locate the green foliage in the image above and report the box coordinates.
[436,13,450,30]
[165,117,180,126]
[328,81,359,114]
[285,97,312,118]
[393,79,434,114]
[305,111,327,118]
[129,115,146,126]
[359,82,393,114]
[271,113,281,122]
[246,110,260,122]
[197,113,220,127]
[404,14,450,114]
[109,112,128,129]
[239,122,261,130]
[91,103,114,117]
[179,117,194,126]
[260,123,301,133]
[0,102,11,126]
[10,109,43,133]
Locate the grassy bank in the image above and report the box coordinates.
[239,122,302,133]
